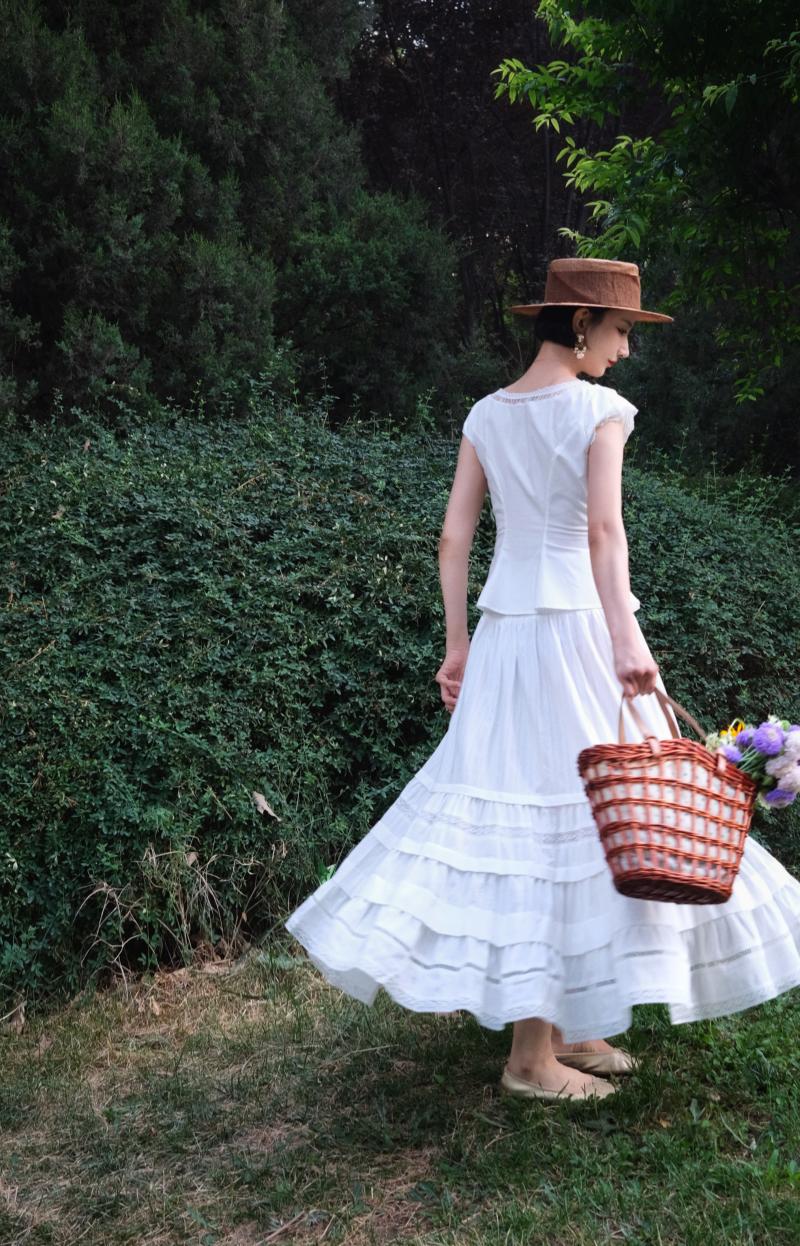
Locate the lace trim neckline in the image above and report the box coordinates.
[493,380,583,404]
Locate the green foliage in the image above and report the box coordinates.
[494,1,800,410]
[597,273,756,476]
[0,0,462,423]
[1,391,798,1003]
[277,189,461,422]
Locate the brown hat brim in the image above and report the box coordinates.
[509,301,674,324]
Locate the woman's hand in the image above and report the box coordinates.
[435,645,469,713]
[613,631,660,698]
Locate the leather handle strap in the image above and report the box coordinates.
[618,693,660,747]
[617,688,707,748]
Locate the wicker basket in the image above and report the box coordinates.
[577,689,758,904]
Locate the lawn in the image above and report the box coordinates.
[1,943,799,1245]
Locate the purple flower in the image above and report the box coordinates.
[763,787,796,809]
[722,744,743,763]
[735,727,755,748]
[752,722,785,756]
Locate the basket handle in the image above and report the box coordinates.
[618,687,708,748]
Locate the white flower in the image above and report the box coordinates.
[766,754,791,778]
[776,761,800,793]
[782,729,800,758]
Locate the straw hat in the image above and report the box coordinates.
[510,258,673,324]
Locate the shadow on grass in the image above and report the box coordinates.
[1,941,799,1245]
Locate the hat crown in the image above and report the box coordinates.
[544,258,641,310]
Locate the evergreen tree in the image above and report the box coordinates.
[0,0,460,421]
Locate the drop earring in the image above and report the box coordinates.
[573,331,587,360]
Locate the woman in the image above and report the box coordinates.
[284,258,800,1102]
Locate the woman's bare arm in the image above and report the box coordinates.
[586,419,638,643]
[438,435,487,649]
[433,436,487,711]
[587,419,659,695]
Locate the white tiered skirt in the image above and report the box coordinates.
[284,607,800,1041]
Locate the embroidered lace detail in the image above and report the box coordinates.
[586,412,632,452]
[594,412,626,430]
[391,794,598,844]
[293,900,800,998]
[668,970,800,1024]
[288,892,800,1039]
[492,386,576,405]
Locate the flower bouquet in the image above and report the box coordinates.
[706,716,800,811]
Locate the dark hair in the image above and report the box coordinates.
[533,305,608,350]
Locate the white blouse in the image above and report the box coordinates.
[462,379,641,614]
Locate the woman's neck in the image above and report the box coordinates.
[503,344,581,392]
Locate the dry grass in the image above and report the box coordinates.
[2,944,800,1245]
[0,949,462,1244]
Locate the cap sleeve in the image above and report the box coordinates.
[462,401,483,448]
[588,387,638,447]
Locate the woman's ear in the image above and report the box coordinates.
[572,307,590,335]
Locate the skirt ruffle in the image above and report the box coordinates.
[285,607,800,1041]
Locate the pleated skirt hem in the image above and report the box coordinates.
[285,869,800,1042]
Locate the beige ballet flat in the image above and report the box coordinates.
[500,1064,617,1102]
[552,1048,640,1077]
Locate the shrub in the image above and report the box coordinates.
[2,387,798,1004]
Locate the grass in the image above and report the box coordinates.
[1,943,800,1245]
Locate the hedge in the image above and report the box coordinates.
[2,387,798,1003]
